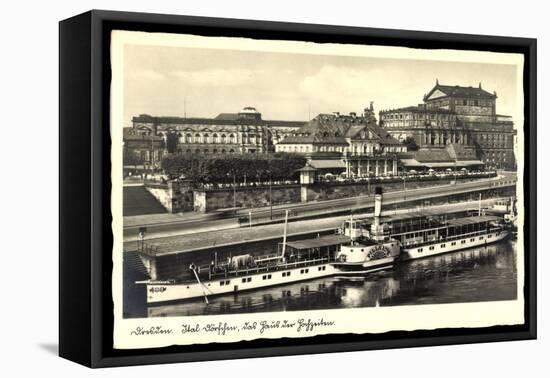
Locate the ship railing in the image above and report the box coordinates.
[198,257,333,279]
[402,227,504,248]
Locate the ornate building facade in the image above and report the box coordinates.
[379,81,516,169]
[129,107,305,156]
[123,128,165,173]
[276,104,406,176]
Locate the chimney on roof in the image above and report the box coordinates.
[436,78,439,85]
[370,101,374,111]
[479,82,482,89]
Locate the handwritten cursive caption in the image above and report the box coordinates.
[130,318,335,338]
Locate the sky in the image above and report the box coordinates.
[123,44,519,126]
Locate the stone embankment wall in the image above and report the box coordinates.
[147,173,496,213]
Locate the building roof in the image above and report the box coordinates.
[132,114,306,128]
[276,134,348,145]
[400,158,425,167]
[413,148,453,162]
[446,144,478,161]
[379,105,454,114]
[278,108,401,147]
[123,127,164,141]
[308,160,346,169]
[214,113,240,121]
[425,83,496,100]
[285,234,351,250]
[455,160,485,166]
[446,215,501,226]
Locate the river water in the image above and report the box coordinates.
[127,239,517,318]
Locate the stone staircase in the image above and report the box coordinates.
[123,185,167,216]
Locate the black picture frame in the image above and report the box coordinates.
[59,9,537,368]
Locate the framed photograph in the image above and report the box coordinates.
[59,10,536,368]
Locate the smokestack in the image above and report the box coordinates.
[370,186,384,242]
[374,187,383,218]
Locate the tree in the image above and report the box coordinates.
[123,150,142,168]
[160,152,307,184]
[402,136,419,151]
[165,132,179,153]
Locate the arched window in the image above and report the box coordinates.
[229,134,235,144]
[203,149,209,154]
[195,149,200,154]
[229,149,235,154]
[212,149,218,154]
[212,133,218,144]
[195,134,201,143]
[185,133,192,143]
[203,133,209,143]
[221,149,226,154]
[221,134,226,143]
[186,149,191,154]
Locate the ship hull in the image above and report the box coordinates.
[145,258,394,304]
[401,229,509,261]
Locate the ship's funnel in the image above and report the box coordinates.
[374,187,383,218]
[371,187,384,241]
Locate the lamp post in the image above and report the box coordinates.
[233,173,237,211]
[403,175,406,201]
[454,161,457,186]
[269,175,273,220]
[138,227,147,253]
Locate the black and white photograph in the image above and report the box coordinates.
[110,29,526,349]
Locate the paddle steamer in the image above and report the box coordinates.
[143,188,400,304]
[141,188,510,304]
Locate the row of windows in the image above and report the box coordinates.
[417,236,492,253]
[457,99,493,107]
[179,148,237,155]
[384,113,448,121]
[180,133,263,144]
[220,267,327,286]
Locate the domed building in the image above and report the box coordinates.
[128,106,306,156]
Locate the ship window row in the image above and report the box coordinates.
[429,246,435,251]
[241,277,252,283]
[461,240,466,244]
[441,244,446,248]
[282,271,291,277]
[417,248,423,253]
[219,280,231,286]
[488,235,492,238]
[451,242,456,246]
[318,266,326,271]
[300,269,310,274]
[262,274,272,280]
[470,238,475,242]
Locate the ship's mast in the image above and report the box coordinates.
[280,209,289,258]
[478,193,482,216]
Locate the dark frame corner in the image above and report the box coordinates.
[59,9,537,368]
